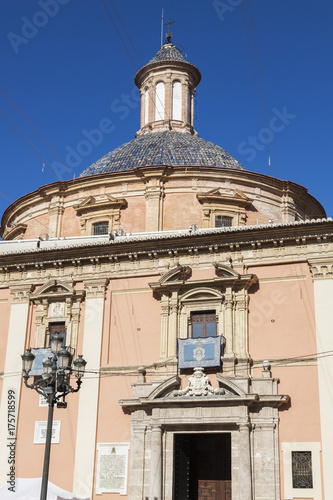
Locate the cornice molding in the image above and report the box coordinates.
[1,168,326,238]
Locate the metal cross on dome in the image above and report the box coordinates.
[164,20,174,43]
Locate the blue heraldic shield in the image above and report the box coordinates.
[177,336,221,369]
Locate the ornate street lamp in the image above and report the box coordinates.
[21,337,86,500]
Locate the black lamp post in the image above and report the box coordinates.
[21,335,87,500]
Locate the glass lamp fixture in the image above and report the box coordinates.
[73,355,87,379]
[57,347,71,370]
[21,342,86,500]
[50,333,63,354]
[21,348,35,374]
[42,357,53,375]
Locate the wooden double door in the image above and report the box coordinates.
[174,433,231,500]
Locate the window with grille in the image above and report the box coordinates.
[93,222,109,235]
[46,322,66,348]
[292,451,313,489]
[215,216,232,228]
[189,311,217,338]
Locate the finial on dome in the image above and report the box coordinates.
[164,20,174,44]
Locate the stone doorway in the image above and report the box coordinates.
[174,433,231,500]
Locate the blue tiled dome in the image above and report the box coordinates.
[79,131,245,177]
[149,43,187,63]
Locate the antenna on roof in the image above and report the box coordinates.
[160,9,164,48]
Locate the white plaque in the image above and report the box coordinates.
[39,393,61,407]
[39,394,48,407]
[96,443,130,495]
[34,421,61,444]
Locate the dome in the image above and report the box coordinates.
[79,131,245,177]
[148,43,187,63]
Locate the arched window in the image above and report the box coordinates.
[144,88,149,125]
[172,81,182,120]
[188,88,191,123]
[155,82,165,121]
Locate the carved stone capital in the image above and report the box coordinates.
[10,285,32,303]
[309,259,333,279]
[84,278,109,298]
[161,304,170,315]
[170,304,178,314]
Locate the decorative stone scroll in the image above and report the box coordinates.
[96,443,130,495]
[174,367,225,397]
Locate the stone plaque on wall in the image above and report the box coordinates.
[96,443,130,495]
[49,302,65,317]
[34,421,61,444]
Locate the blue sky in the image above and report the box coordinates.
[0,0,332,223]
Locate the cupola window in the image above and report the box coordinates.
[172,81,182,121]
[93,222,109,235]
[188,89,191,123]
[215,215,232,228]
[144,88,149,124]
[155,82,165,121]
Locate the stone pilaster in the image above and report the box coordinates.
[34,298,48,347]
[235,291,248,358]
[149,425,162,500]
[224,287,234,356]
[141,168,166,232]
[0,285,32,485]
[48,195,64,237]
[128,423,147,500]
[159,297,170,360]
[73,278,108,498]
[252,422,279,500]
[238,423,252,500]
[309,258,333,498]
[168,291,178,358]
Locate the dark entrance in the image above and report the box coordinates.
[174,433,231,500]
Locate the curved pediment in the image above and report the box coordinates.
[214,263,240,278]
[147,376,181,400]
[159,265,192,284]
[216,374,247,397]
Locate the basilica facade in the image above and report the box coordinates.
[0,39,332,500]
